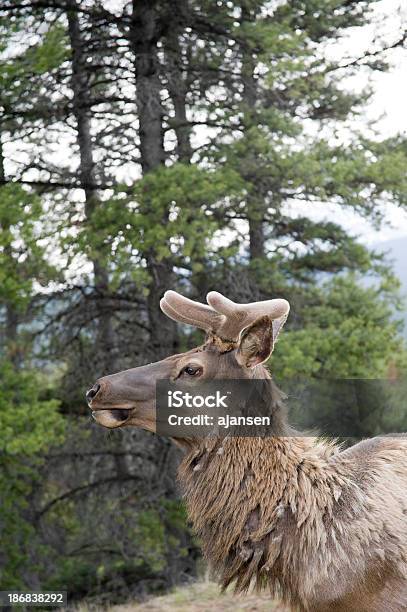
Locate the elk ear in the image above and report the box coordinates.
[236,315,275,368]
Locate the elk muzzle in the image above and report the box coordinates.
[86,360,173,429]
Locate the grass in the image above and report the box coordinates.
[103,580,290,612]
[72,580,289,611]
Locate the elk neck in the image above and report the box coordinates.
[177,432,361,601]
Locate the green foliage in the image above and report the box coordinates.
[133,510,166,572]
[0,20,69,110]
[27,24,69,74]
[273,274,404,380]
[0,184,57,310]
[72,164,243,289]
[0,360,65,589]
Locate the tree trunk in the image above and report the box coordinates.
[131,0,165,174]
[165,18,193,163]
[241,5,266,262]
[0,130,20,366]
[248,218,265,260]
[130,0,177,360]
[67,1,116,371]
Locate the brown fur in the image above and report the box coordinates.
[178,427,407,611]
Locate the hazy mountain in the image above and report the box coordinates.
[374,236,407,338]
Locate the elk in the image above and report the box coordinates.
[86,290,407,612]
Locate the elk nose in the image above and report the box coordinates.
[86,383,101,403]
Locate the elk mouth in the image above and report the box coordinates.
[103,409,130,421]
[91,406,134,428]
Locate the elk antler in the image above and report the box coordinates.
[160,290,290,343]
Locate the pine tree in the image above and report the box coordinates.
[153,0,407,377]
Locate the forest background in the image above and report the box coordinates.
[1,0,407,606]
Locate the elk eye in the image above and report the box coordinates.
[183,365,202,376]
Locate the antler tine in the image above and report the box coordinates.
[206,291,290,341]
[160,290,223,333]
[206,291,237,316]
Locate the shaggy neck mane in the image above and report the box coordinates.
[177,380,372,608]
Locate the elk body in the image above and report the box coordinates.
[87,291,407,612]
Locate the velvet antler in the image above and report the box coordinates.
[160,290,290,343]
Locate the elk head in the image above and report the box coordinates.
[86,291,290,440]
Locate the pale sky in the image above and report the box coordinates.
[321,0,407,245]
